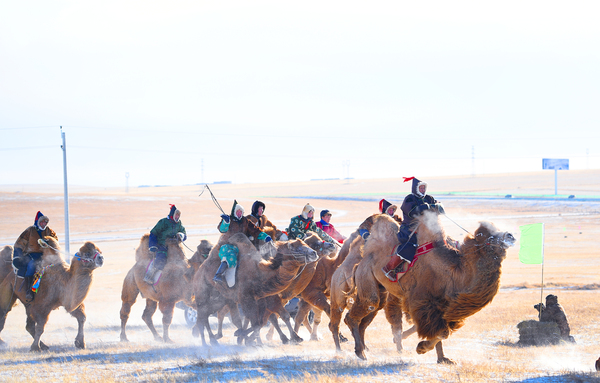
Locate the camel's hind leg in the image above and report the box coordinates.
[119,268,139,342]
[267,313,290,344]
[0,280,18,346]
[384,294,404,352]
[141,299,162,341]
[215,306,229,340]
[29,309,51,352]
[158,300,176,343]
[328,298,346,351]
[71,304,86,349]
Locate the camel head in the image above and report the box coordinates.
[189,239,214,266]
[303,232,336,257]
[72,242,104,269]
[275,238,318,264]
[472,221,515,250]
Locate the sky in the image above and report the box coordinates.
[1,1,599,188]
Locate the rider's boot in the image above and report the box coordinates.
[213,261,228,284]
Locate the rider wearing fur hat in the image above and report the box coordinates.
[144,204,187,284]
[213,200,273,284]
[286,204,335,244]
[382,177,445,281]
[13,211,59,301]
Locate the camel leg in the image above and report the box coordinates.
[158,300,176,344]
[70,304,86,349]
[0,290,18,345]
[384,294,404,352]
[30,310,51,352]
[119,268,139,342]
[227,303,245,346]
[265,322,275,341]
[435,340,455,364]
[309,309,321,341]
[401,325,417,339]
[328,300,346,351]
[277,307,303,344]
[141,299,162,341]
[344,290,382,360]
[215,306,228,340]
[268,313,289,344]
[294,299,314,336]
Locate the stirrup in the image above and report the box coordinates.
[382,267,398,282]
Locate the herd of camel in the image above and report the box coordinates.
[0,211,516,364]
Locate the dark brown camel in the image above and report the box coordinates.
[192,233,318,346]
[344,212,515,363]
[119,234,202,343]
[0,238,104,351]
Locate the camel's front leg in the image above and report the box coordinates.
[158,300,176,343]
[141,299,161,341]
[119,271,139,342]
[71,304,86,349]
[434,341,455,364]
[328,299,346,351]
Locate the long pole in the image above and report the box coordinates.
[61,127,71,262]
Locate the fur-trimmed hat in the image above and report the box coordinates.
[378,199,397,215]
[301,204,315,220]
[168,204,181,222]
[251,200,265,217]
[404,177,427,198]
[35,211,49,229]
[230,200,245,221]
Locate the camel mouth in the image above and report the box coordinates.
[500,233,516,248]
[306,249,318,263]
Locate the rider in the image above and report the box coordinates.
[213,200,273,284]
[382,177,445,281]
[315,209,346,243]
[357,199,401,241]
[286,204,335,244]
[144,204,187,284]
[246,200,283,240]
[13,211,59,301]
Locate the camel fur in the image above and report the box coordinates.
[120,234,202,343]
[345,212,515,363]
[0,237,104,351]
[192,233,318,346]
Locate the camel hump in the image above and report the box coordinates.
[135,234,151,262]
[226,233,263,263]
[135,234,186,264]
[1,246,13,262]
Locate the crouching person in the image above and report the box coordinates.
[144,204,186,284]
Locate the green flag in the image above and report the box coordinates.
[519,223,544,264]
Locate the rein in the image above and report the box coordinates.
[442,214,473,237]
[199,184,226,216]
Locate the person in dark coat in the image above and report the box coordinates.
[382,177,445,281]
[144,204,187,284]
[247,200,283,240]
[13,211,59,301]
[536,294,575,343]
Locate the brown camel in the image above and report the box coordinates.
[344,212,515,363]
[0,246,14,284]
[120,234,202,343]
[192,233,318,346]
[329,214,397,353]
[0,237,104,351]
[293,229,360,341]
[260,232,336,344]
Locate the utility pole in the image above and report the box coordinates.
[471,145,475,177]
[125,172,130,193]
[61,127,71,262]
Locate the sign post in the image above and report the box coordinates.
[542,158,569,195]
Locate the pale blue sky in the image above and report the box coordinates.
[1,1,599,188]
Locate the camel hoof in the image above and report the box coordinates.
[74,339,85,349]
[280,336,289,345]
[438,357,455,365]
[154,335,163,342]
[416,341,434,355]
[355,350,367,360]
[339,333,348,343]
[40,342,50,351]
[164,338,175,344]
[215,333,223,340]
[291,336,304,344]
[237,336,244,346]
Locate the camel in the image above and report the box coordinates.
[329,215,397,352]
[120,234,202,343]
[0,237,104,351]
[260,232,336,344]
[0,246,14,284]
[192,233,318,346]
[344,212,515,363]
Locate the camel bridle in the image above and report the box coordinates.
[74,250,102,265]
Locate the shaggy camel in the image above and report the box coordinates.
[120,234,203,343]
[192,233,318,346]
[0,246,13,284]
[329,215,397,352]
[0,238,104,351]
[345,212,515,363]
[261,233,336,344]
[293,229,360,341]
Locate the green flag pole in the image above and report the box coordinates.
[518,223,545,319]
